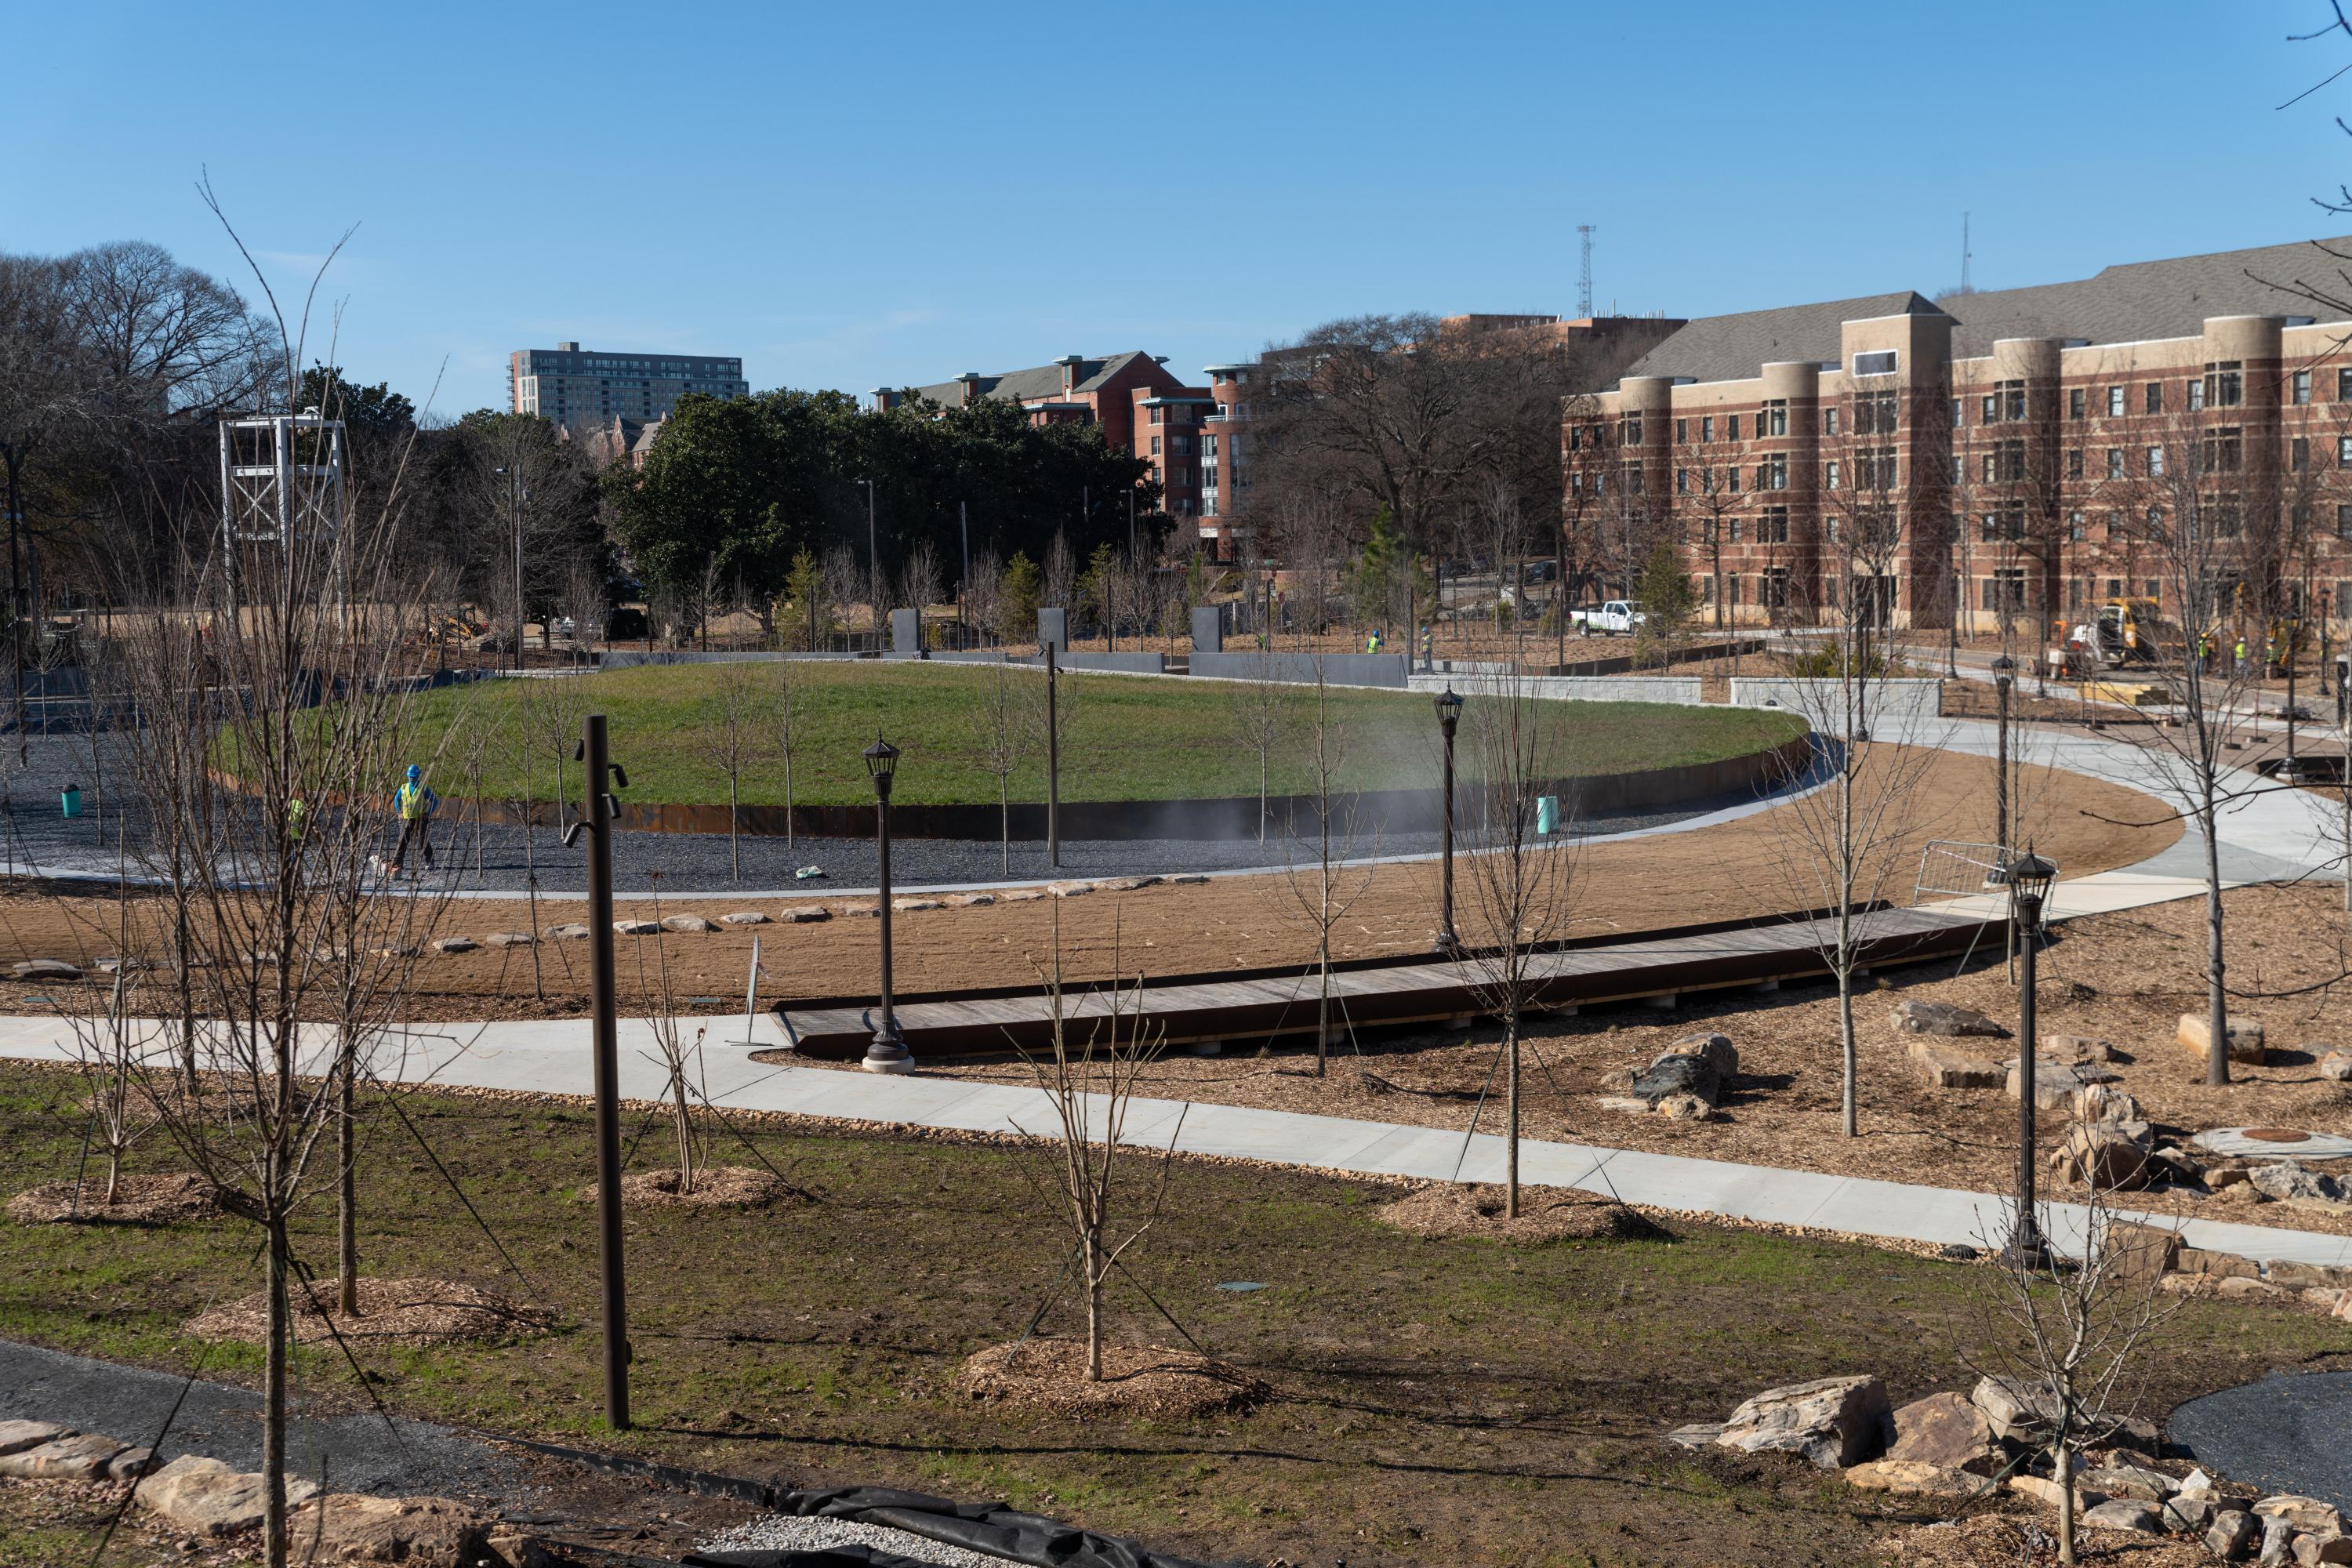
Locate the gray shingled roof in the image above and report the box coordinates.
[1616,238,2352,387]
[906,350,1153,406]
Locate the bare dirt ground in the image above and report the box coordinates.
[879,880,2352,1237]
[0,746,2171,1024]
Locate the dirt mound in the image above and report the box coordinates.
[7,1171,223,1225]
[956,1338,1263,1418]
[587,1166,791,1208]
[187,1277,550,1348]
[1379,1182,1671,1243]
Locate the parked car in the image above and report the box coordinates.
[1566,599,1645,636]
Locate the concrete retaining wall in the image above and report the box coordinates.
[1406,674,1704,705]
[1730,677,1945,738]
[1188,652,1410,688]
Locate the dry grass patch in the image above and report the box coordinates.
[956,1338,1264,1419]
[187,1276,550,1348]
[6,1171,223,1225]
[1377,1181,1669,1243]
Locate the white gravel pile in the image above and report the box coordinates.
[697,1512,1018,1565]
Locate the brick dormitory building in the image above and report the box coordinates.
[1563,237,2352,633]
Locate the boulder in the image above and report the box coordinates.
[10,959,82,981]
[890,898,942,913]
[285,1492,549,1568]
[430,937,477,955]
[832,902,879,919]
[2047,1033,2122,1062]
[1046,880,1095,898]
[1656,1094,1713,1121]
[2005,1058,2123,1109]
[945,893,996,908]
[2179,1012,2266,1065]
[659,914,713,934]
[2208,1509,2260,1560]
[2081,1498,2162,1534]
[1907,1041,2005,1090]
[1170,873,1210,885]
[0,1432,129,1479]
[1714,1374,1893,1469]
[2074,1083,2144,1124]
[2180,1468,2218,1497]
[0,1421,69,1457]
[136,1455,318,1537]
[2258,1499,2347,1536]
[543,924,590,942]
[1098,876,1163,891]
[1663,1422,1726,1448]
[2262,1515,2301,1567]
[2100,1222,2183,1293]
[2058,1123,2153,1190]
[1843,1459,1994,1498]
[719,912,771,925]
[2080,1462,2176,1501]
[2162,1494,2218,1531]
[2292,1533,2352,1566]
[484,931,535,947]
[1000,888,1046,902]
[2008,1474,2103,1513]
[2177,1246,2262,1280]
[2149,1145,2207,1186]
[1890,999,2009,1038]
[105,1447,156,1481]
[2249,1163,2350,1207]
[2270,1260,2352,1290]
[1628,1035,1738,1109]
[612,919,660,936]
[2321,1053,2352,1083]
[1971,1374,2059,1442]
[779,907,830,924]
[1886,1392,1995,1469]
[2218,1276,2289,1301]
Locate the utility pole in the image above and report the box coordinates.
[566,716,630,1430]
[512,470,525,673]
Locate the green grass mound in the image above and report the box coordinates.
[391,662,1807,808]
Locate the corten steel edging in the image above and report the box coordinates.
[313,731,1813,843]
[779,906,2005,1059]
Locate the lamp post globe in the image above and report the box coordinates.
[1433,688,1464,956]
[862,734,913,1074]
[2003,845,2058,1269]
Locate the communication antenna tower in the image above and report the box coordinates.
[1577,225,1595,318]
[217,412,348,622]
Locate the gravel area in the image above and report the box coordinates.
[698,1512,1017,1565]
[0,732,1742,895]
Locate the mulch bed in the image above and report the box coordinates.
[587,1166,792,1209]
[186,1276,551,1347]
[1378,1181,1670,1243]
[1883,1514,2207,1566]
[6,1171,223,1225]
[956,1337,1265,1418]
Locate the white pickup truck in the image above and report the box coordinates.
[1567,599,1645,637]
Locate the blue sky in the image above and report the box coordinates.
[11,2,2352,416]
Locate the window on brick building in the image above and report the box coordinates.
[2146,446,2165,477]
[1675,467,1688,494]
[2187,379,2205,412]
[1173,434,1192,455]
[2069,387,2086,419]
[1824,459,1840,490]
[1998,379,2027,421]
[2068,510,2087,541]
[1727,466,1740,492]
[1624,463,1644,496]
[2107,448,2125,479]
[1981,394,1996,423]
[2293,437,2310,472]
[2107,386,2125,417]
[1759,506,1790,543]
[2339,434,2352,466]
[1675,418,1687,443]
[2294,369,2312,405]
[1566,425,1582,452]
[2199,427,2240,473]
[1700,415,1715,443]
[1727,517,1742,542]
[1150,435,1160,455]
[2339,368,2352,400]
[2211,495,2242,537]
[1853,350,1897,376]
[2145,383,2163,415]
[2067,448,2084,480]
[1621,412,1644,445]
[1762,399,1787,437]
[1857,390,1899,435]
[1824,407,1840,436]
[2338,504,2352,540]
[2204,361,2242,408]
[1950,396,1962,426]
[1727,413,1741,441]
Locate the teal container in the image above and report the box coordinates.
[60,785,81,818]
[1536,794,1559,835]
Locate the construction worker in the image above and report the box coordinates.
[390,764,438,877]
[2233,633,2250,677]
[1421,624,1434,670]
[2196,630,2212,673]
[288,796,307,844]
[1365,628,1383,655]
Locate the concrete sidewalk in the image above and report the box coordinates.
[0,1011,2343,1273]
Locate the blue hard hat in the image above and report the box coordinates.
[406,764,421,780]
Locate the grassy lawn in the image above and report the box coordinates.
[383,662,1806,807]
[2,1066,2332,1567]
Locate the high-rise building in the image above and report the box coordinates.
[509,342,748,425]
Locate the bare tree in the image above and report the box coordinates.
[1450,674,1581,1216]
[1015,912,1179,1381]
[964,546,1004,652]
[1275,665,1374,1076]
[900,539,943,643]
[1044,528,1076,621]
[1226,641,1294,843]
[766,656,808,851]
[969,659,1033,874]
[1962,1190,2181,1566]
[821,545,862,650]
[631,888,710,1194]
[702,662,757,880]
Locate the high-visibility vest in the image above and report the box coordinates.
[396,782,435,819]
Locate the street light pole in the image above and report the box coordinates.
[2003,848,2058,1270]
[1046,643,1062,869]
[563,714,630,1429]
[1433,687,1464,956]
[958,500,970,651]
[1990,654,2016,859]
[862,735,912,1073]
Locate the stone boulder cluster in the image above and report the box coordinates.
[1664,1377,2352,1559]
[1598,1032,1739,1120]
[0,1418,546,1566]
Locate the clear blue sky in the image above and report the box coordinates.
[11,2,2351,417]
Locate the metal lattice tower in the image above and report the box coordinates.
[1577,225,1595,318]
[217,413,347,612]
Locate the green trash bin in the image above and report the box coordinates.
[60,785,81,819]
[1536,794,1559,835]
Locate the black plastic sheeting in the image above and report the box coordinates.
[499,1436,1240,1568]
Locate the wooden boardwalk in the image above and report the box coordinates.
[779,904,2005,1059]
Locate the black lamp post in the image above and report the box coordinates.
[1433,687,1464,956]
[862,734,912,1074]
[1989,654,2016,862]
[2004,846,2058,1269]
